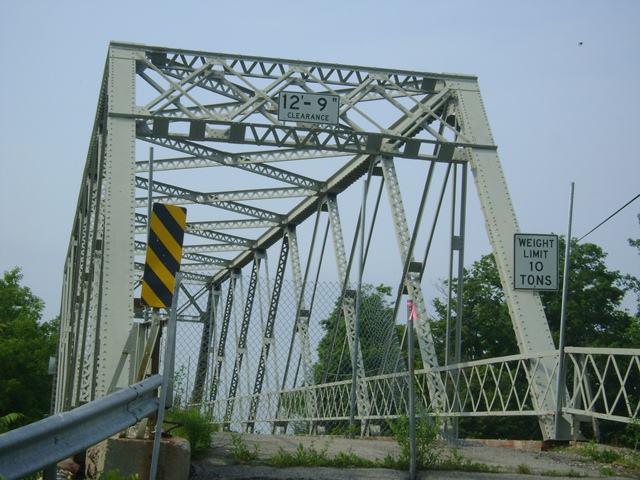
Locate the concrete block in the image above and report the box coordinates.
[86,435,190,479]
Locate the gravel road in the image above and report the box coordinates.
[190,433,637,480]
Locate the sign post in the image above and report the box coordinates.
[407,299,417,480]
[513,233,559,291]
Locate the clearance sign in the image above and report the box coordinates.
[513,234,559,291]
[278,92,339,125]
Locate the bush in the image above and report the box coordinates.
[386,414,442,470]
[164,408,217,459]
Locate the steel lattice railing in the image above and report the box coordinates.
[197,349,639,431]
[564,347,640,424]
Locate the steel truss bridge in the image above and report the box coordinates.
[54,42,639,442]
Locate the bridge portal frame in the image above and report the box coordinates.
[55,42,569,439]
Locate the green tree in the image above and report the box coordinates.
[0,267,58,426]
[313,284,402,434]
[541,238,638,348]
[433,237,639,362]
[314,284,399,384]
[431,238,640,441]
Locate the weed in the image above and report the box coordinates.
[332,448,378,468]
[387,414,442,470]
[270,441,329,467]
[599,466,616,476]
[230,432,260,464]
[625,415,640,451]
[540,468,583,477]
[517,463,532,474]
[163,407,217,459]
[438,449,498,473]
[577,440,620,464]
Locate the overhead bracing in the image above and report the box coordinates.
[55,42,573,440]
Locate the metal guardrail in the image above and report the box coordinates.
[0,374,162,480]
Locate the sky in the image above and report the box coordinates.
[1,0,639,323]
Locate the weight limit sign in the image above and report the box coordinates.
[513,233,559,291]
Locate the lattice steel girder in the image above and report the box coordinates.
[135,176,283,222]
[325,195,372,425]
[379,157,446,410]
[225,255,261,426]
[211,275,238,403]
[274,225,318,431]
[143,137,323,190]
[136,185,314,206]
[453,83,570,440]
[131,118,492,161]
[57,46,138,408]
[248,234,289,431]
[135,148,346,173]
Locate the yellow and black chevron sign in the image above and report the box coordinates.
[141,203,187,308]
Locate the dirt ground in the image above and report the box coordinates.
[190,432,638,480]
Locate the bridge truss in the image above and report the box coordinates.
[54,42,639,441]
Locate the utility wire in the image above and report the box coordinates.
[578,193,640,242]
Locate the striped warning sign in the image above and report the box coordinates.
[141,203,187,308]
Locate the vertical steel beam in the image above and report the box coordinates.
[248,234,288,432]
[325,195,371,429]
[454,81,570,439]
[210,275,238,404]
[287,226,318,432]
[225,256,261,427]
[380,157,446,410]
[190,285,218,405]
[98,45,138,397]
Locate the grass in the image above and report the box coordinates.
[540,468,584,477]
[223,430,640,478]
[227,427,496,474]
[516,463,532,474]
[575,440,640,472]
[230,432,261,464]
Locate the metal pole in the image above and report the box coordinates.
[555,182,574,439]
[150,273,182,480]
[145,148,154,326]
[407,299,417,480]
[453,163,468,439]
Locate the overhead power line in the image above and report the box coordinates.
[578,193,640,242]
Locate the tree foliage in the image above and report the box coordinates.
[314,284,398,384]
[0,267,58,426]
[433,237,639,364]
[313,284,401,434]
[431,237,639,441]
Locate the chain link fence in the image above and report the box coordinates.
[169,277,410,436]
